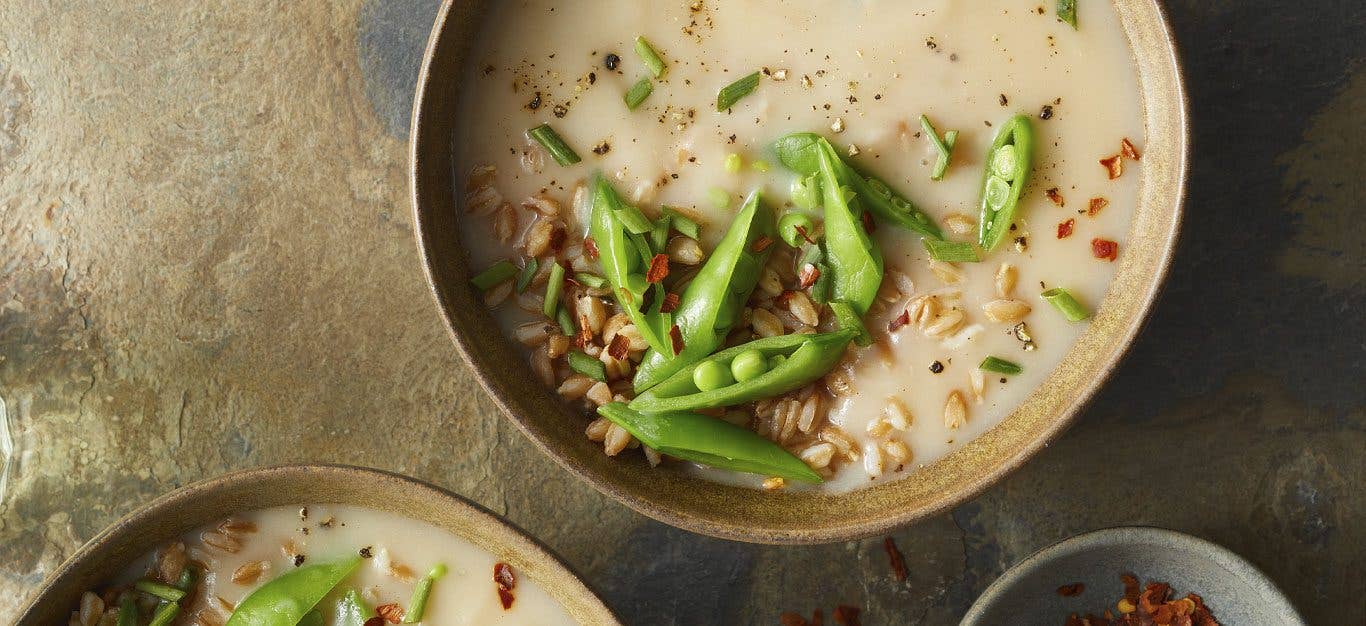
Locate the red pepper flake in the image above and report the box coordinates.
[548,225,566,252]
[1121,137,1142,160]
[860,210,876,233]
[798,263,821,289]
[575,314,593,347]
[669,324,684,355]
[883,537,908,582]
[752,235,774,253]
[1091,238,1118,261]
[833,605,861,626]
[1100,154,1123,180]
[1067,574,1219,626]
[494,562,517,610]
[1087,197,1109,217]
[775,290,796,305]
[376,603,405,623]
[646,253,670,283]
[608,333,630,360]
[1057,583,1086,597]
[887,309,911,332]
[794,224,817,244]
[660,292,680,313]
[1045,187,1065,206]
[1057,218,1076,239]
[583,237,600,260]
[780,610,824,626]
[363,618,386,626]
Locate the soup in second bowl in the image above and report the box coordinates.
[454,0,1146,491]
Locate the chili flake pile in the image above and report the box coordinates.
[1064,574,1220,626]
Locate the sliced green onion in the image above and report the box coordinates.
[920,114,957,181]
[991,144,1018,181]
[708,187,730,209]
[614,205,654,234]
[724,153,743,173]
[147,602,180,626]
[403,563,448,623]
[117,595,139,626]
[528,124,580,166]
[922,238,980,263]
[471,260,518,291]
[662,207,700,240]
[174,566,196,592]
[1040,287,1090,322]
[135,580,187,603]
[516,258,539,293]
[556,307,575,336]
[1057,0,1078,29]
[984,176,1011,210]
[634,36,666,78]
[543,262,566,317]
[575,273,607,289]
[649,215,671,252]
[568,350,607,381]
[716,71,761,111]
[624,77,653,110]
[830,301,872,347]
[979,356,1023,375]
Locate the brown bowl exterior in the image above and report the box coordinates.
[411,0,1188,543]
[15,465,621,625]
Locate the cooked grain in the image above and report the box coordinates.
[751,308,784,338]
[969,368,986,404]
[493,203,518,243]
[944,390,967,430]
[522,193,560,216]
[787,290,820,326]
[763,477,787,490]
[758,267,784,297]
[530,349,555,385]
[231,560,270,585]
[882,397,913,430]
[603,423,633,456]
[995,262,1018,298]
[944,212,977,235]
[200,529,241,554]
[982,298,1031,323]
[667,236,704,265]
[923,309,965,337]
[585,381,614,406]
[546,333,571,358]
[584,417,612,441]
[524,218,562,257]
[799,442,836,468]
[862,442,885,478]
[928,259,964,284]
[514,321,552,346]
[557,375,594,400]
[483,281,512,307]
[881,439,912,465]
[577,295,607,333]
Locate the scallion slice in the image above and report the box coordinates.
[624,77,653,110]
[634,36,667,78]
[614,205,655,235]
[528,123,580,166]
[556,306,575,336]
[830,301,872,347]
[403,563,448,623]
[922,238,980,263]
[147,603,180,626]
[1040,287,1090,321]
[135,580,186,603]
[920,114,957,181]
[543,262,566,318]
[661,207,700,240]
[575,273,607,289]
[979,356,1023,375]
[515,258,539,293]
[649,215,671,251]
[568,350,607,381]
[1057,0,1078,29]
[471,260,518,291]
[117,595,139,626]
[716,71,761,111]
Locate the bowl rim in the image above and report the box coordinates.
[14,464,622,625]
[960,526,1308,625]
[410,0,1190,544]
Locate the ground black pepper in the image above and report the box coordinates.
[1040,104,1054,119]
[929,361,944,374]
[603,53,620,70]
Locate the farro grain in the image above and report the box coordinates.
[585,417,612,441]
[799,442,836,468]
[155,542,188,584]
[881,439,913,465]
[493,203,518,243]
[231,560,270,585]
[667,237,704,265]
[796,394,822,433]
[615,324,649,352]
[524,218,562,257]
[514,321,552,346]
[643,446,662,467]
[519,143,544,174]
[516,290,545,313]
[522,193,560,216]
[585,381,614,406]
[601,313,629,345]
[944,390,967,429]
[530,350,555,385]
[200,530,241,554]
[758,267,784,297]
[787,290,820,326]
[863,442,885,478]
[943,213,977,235]
[928,259,964,284]
[77,592,104,626]
[890,271,915,297]
[751,308,784,337]
[820,426,860,461]
[876,278,902,303]
[969,369,986,404]
[882,397,913,430]
[603,424,633,455]
[546,334,571,358]
[577,296,607,333]
[557,375,594,400]
[982,299,1031,323]
[923,309,965,337]
[483,281,512,307]
[763,477,787,490]
[465,184,503,216]
[866,419,892,438]
[994,262,1018,298]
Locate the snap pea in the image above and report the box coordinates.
[629,330,854,413]
[829,301,872,347]
[815,139,884,315]
[777,212,817,247]
[773,132,943,239]
[298,611,324,626]
[633,191,775,392]
[597,402,822,483]
[977,114,1035,251]
[225,557,362,626]
[589,175,671,355]
[336,589,375,626]
[116,595,138,626]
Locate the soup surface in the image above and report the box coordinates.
[455,0,1144,491]
[103,505,576,625]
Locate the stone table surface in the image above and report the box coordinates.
[1,1,1362,624]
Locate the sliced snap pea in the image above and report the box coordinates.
[773,132,943,239]
[815,139,884,315]
[336,589,375,626]
[633,191,775,392]
[589,175,671,355]
[629,330,854,413]
[829,301,872,347]
[660,207,700,240]
[598,402,822,483]
[225,557,362,626]
[977,114,1035,251]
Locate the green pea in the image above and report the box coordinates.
[693,360,735,391]
[991,144,1018,181]
[768,354,787,369]
[777,213,817,247]
[729,349,769,382]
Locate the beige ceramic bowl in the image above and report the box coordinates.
[411,1,1188,543]
[15,465,621,625]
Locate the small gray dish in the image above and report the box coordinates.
[961,527,1305,625]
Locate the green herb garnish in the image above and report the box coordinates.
[543,262,566,317]
[471,260,518,291]
[922,238,980,263]
[1040,287,1090,321]
[624,77,654,110]
[569,350,607,381]
[634,36,667,78]
[516,258,539,293]
[920,114,958,180]
[1057,0,1078,29]
[716,71,761,111]
[979,356,1023,375]
[528,123,580,166]
[403,564,448,623]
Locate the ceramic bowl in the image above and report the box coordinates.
[14,464,621,625]
[962,526,1306,625]
[411,0,1189,543]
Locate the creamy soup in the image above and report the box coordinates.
[75,505,575,625]
[455,0,1144,491]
